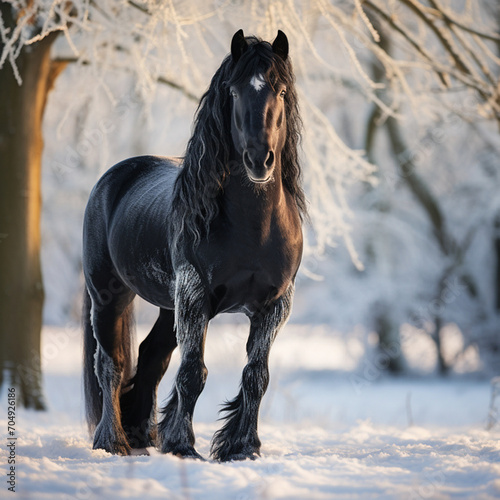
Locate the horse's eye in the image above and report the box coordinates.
[230,90,238,99]
[279,89,286,98]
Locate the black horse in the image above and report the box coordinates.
[82,29,306,461]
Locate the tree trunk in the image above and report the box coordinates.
[0,7,60,408]
[374,306,405,373]
[363,15,405,373]
[432,316,448,375]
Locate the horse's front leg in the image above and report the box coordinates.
[211,285,294,461]
[157,265,209,459]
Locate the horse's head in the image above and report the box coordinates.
[174,29,305,244]
[228,30,290,184]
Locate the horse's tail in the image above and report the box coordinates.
[83,286,102,434]
[83,286,136,434]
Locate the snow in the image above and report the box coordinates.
[2,324,499,499]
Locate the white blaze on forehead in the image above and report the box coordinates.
[250,73,266,92]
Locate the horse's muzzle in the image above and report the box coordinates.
[243,149,275,183]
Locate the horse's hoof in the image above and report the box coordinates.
[210,434,261,462]
[162,445,205,460]
[174,450,206,461]
[93,426,131,455]
[218,451,259,462]
[211,443,260,462]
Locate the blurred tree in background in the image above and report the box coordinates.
[0,0,499,407]
[0,4,66,408]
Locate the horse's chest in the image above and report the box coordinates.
[194,203,303,315]
[205,243,296,315]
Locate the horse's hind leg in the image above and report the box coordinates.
[89,283,135,455]
[121,308,177,448]
[211,285,294,461]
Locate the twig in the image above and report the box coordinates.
[127,1,150,15]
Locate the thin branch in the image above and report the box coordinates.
[364,0,496,108]
[363,0,449,87]
[157,75,199,103]
[427,0,497,87]
[363,10,389,166]
[364,103,380,165]
[127,0,230,26]
[427,0,500,44]
[398,0,471,75]
[354,0,380,42]
[51,56,200,103]
[127,1,150,15]
[448,22,497,87]
[385,114,454,256]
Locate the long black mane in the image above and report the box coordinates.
[172,36,307,245]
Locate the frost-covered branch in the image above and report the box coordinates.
[427,0,500,44]
[361,0,500,121]
[2,0,499,264]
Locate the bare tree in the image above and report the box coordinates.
[359,0,500,372]
[0,5,68,407]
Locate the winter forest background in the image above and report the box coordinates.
[1,1,500,498]
[33,0,500,375]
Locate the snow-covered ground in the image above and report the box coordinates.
[2,323,500,499]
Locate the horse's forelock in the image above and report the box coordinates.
[228,39,291,91]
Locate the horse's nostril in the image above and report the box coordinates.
[243,150,253,168]
[265,150,274,168]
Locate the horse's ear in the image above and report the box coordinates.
[231,29,248,63]
[272,30,288,61]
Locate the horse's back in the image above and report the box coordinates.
[86,155,180,214]
[83,156,181,303]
